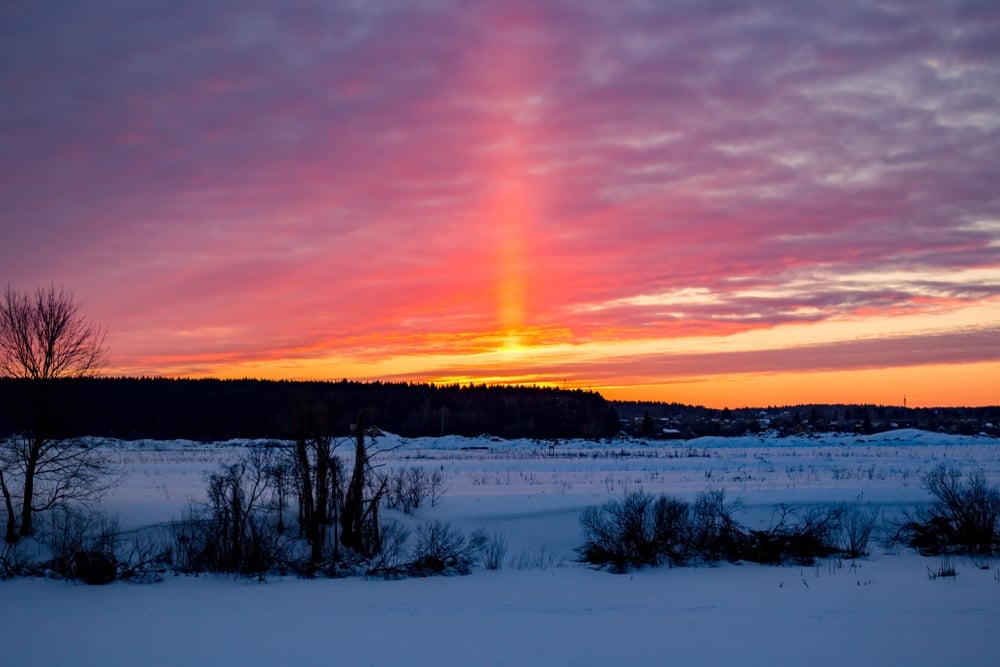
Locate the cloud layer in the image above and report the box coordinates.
[2,1,998,405]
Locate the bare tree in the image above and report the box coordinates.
[0,284,111,540]
[341,411,388,558]
[286,400,352,568]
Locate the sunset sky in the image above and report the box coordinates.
[2,1,998,408]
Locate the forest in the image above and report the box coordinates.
[2,377,997,443]
[0,377,620,441]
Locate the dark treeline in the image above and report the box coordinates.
[0,377,620,441]
[2,377,995,442]
[613,401,1000,438]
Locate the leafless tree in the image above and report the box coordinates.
[341,411,390,558]
[172,447,286,575]
[0,284,112,541]
[291,402,344,566]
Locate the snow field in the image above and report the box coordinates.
[3,429,999,666]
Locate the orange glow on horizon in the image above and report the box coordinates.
[104,349,1000,410]
[99,296,1000,409]
[595,362,1000,409]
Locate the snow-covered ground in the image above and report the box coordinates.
[3,429,1000,666]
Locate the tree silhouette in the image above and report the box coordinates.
[0,285,112,541]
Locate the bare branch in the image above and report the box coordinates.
[0,284,108,380]
[0,285,112,539]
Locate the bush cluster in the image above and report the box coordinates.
[382,467,447,514]
[169,438,475,580]
[406,521,487,576]
[897,466,1000,556]
[580,490,880,573]
[0,508,170,584]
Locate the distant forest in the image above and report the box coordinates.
[614,401,1000,439]
[0,378,620,441]
[1,378,996,442]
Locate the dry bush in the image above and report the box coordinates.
[383,467,447,514]
[117,530,171,584]
[0,541,30,579]
[837,505,880,558]
[580,492,691,572]
[581,489,882,572]
[688,490,747,563]
[899,467,1000,555]
[480,531,507,570]
[42,507,119,584]
[408,521,486,575]
[747,506,841,565]
[366,520,410,577]
[172,450,286,575]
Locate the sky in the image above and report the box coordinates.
[1,0,998,408]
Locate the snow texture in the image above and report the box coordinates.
[2,430,999,666]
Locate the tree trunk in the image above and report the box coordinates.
[0,468,17,544]
[295,437,315,542]
[230,479,242,571]
[18,438,41,537]
[313,440,333,564]
[341,413,369,555]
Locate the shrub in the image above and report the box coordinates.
[480,531,507,570]
[118,531,171,584]
[747,506,840,565]
[43,508,119,584]
[837,505,880,558]
[407,521,486,575]
[366,520,410,577]
[74,550,118,585]
[580,491,690,572]
[0,541,29,579]
[171,453,285,575]
[580,490,881,572]
[688,490,747,563]
[899,467,1000,555]
[383,467,447,514]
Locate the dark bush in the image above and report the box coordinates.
[383,467,447,514]
[43,508,120,582]
[899,467,1000,555]
[406,521,485,576]
[479,531,507,570]
[688,490,747,563]
[0,542,29,579]
[580,490,878,572]
[580,492,691,572]
[117,533,171,584]
[172,451,286,575]
[366,520,410,577]
[837,505,880,558]
[746,506,840,565]
[75,549,117,585]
